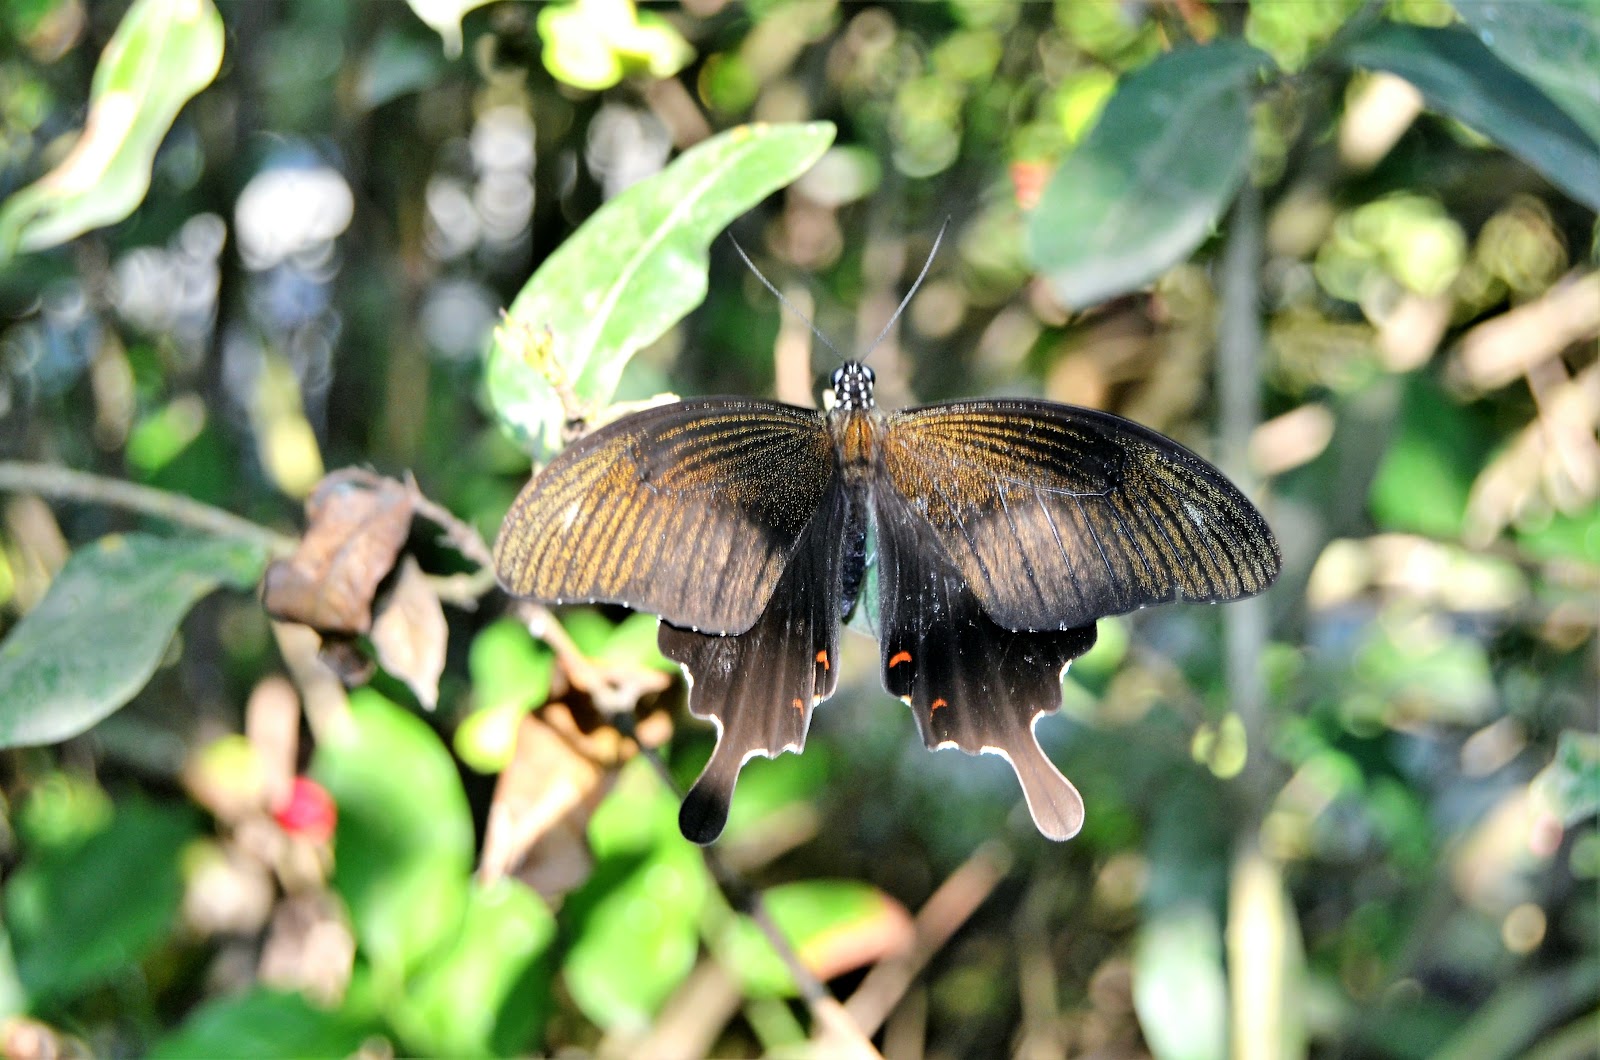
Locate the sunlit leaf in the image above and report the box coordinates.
[536,0,695,91]
[0,533,267,749]
[151,988,381,1060]
[485,121,835,457]
[0,0,225,259]
[5,798,198,1002]
[456,618,555,773]
[1338,24,1600,211]
[1026,41,1271,308]
[1227,851,1307,1060]
[1133,904,1228,1060]
[404,0,495,58]
[1455,0,1600,145]
[391,880,557,1057]
[311,690,474,981]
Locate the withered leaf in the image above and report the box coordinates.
[370,555,448,710]
[262,473,412,635]
[478,708,617,901]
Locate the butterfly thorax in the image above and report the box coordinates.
[826,361,882,486]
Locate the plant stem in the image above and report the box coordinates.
[0,461,297,556]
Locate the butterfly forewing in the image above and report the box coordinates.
[873,484,1098,840]
[494,399,834,635]
[662,483,852,844]
[882,401,1281,632]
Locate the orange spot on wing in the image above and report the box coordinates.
[815,650,829,670]
[791,698,804,711]
[930,697,948,712]
[889,650,912,668]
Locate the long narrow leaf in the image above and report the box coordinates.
[486,121,835,456]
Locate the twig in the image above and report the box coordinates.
[840,840,1013,1038]
[0,460,296,556]
[402,471,495,570]
[516,601,671,713]
[1217,181,1272,813]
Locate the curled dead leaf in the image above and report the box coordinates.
[478,710,612,901]
[370,555,448,709]
[261,472,412,635]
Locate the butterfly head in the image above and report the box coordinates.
[828,362,876,411]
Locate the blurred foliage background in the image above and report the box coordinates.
[0,0,1596,1058]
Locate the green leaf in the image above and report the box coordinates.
[1337,24,1600,211]
[151,988,382,1060]
[536,0,695,91]
[404,0,496,58]
[1368,374,1490,539]
[563,760,710,1031]
[0,0,225,259]
[1026,41,1271,308]
[719,880,901,999]
[390,880,557,1057]
[1535,730,1600,826]
[456,618,556,773]
[1455,0,1600,146]
[1132,904,1228,1060]
[5,798,198,1002]
[0,533,268,749]
[486,121,835,456]
[311,690,475,982]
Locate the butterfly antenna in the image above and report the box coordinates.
[728,235,845,362]
[863,216,950,359]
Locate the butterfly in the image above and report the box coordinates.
[493,352,1281,844]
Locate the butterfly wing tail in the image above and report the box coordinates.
[877,486,1098,842]
[679,726,744,844]
[986,718,1085,841]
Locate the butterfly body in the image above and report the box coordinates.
[495,361,1280,843]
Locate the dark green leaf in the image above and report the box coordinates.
[1455,1,1600,146]
[5,798,198,1002]
[486,121,835,456]
[1026,41,1271,308]
[390,880,557,1057]
[311,690,474,981]
[0,534,268,749]
[0,0,225,259]
[1368,375,1490,539]
[151,988,382,1060]
[1338,24,1600,210]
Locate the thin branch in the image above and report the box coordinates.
[840,840,1012,1038]
[0,460,297,556]
[1217,181,1272,815]
[402,470,495,570]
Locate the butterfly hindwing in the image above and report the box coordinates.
[882,401,1281,632]
[873,484,1098,841]
[494,399,834,635]
[661,483,853,844]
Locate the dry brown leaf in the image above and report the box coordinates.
[370,555,448,710]
[262,472,412,635]
[478,709,618,900]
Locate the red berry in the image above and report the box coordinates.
[273,777,337,844]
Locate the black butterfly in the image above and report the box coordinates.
[494,357,1280,844]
